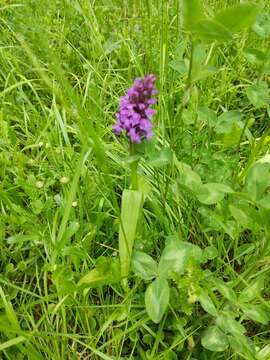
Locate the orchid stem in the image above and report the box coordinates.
[130,141,139,190]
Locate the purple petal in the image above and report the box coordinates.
[145,108,157,118]
[113,123,123,134]
[145,129,153,139]
[128,128,141,143]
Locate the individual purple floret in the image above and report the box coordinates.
[113,74,157,143]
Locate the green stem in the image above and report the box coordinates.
[173,38,194,149]
[130,141,138,190]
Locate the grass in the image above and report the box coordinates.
[0,0,270,359]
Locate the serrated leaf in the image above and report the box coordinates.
[201,325,229,352]
[214,4,259,33]
[192,19,233,43]
[145,278,170,323]
[132,251,158,280]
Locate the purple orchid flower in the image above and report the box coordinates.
[113,74,157,143]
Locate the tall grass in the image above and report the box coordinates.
[0,0,270,359]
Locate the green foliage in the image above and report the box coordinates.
[132,251,158,280]
[77,257,121,288]
[145,277,170,323]
[201,325,229,352]
[180,0,205,31]
[119,189,143,282]
[1,0,270,358]
[214,4,259,33]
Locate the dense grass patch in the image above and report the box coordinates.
[0,0,270,359]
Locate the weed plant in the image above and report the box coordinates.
[0,0,270,359]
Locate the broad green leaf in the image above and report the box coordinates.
[192,19,233,43]
[241,304,269,325]
[180,0,205,30]
[182,108,194,125]
[145,278,170,323]
[216,313,246,336]
[78,268,109,288]
[199,291,218,317]
[52,266,76,295]
[176,161,202,193]
[246,83,269,108]
[158,240,202,278]
[158,242,188,278]
[244,48,266,66]
[191,64,217,82]
[228,334,254,357]
[245,158,270,201]
[169,60,188,75]
[147,147,173,167]
[212,278,237,302]
[132,251,158,280]
[119,190,143,281]
[215,110,246,146]
[216,111,242,134]
[197,107,217,127]
[252,12,270,38]
[77,258,121,288]
[229,204,251,229]
[138,176,152,200]
[123,154,141,164]
[214,4,259,33]
[191,44,217,81]
[197,183,233,205]
[201,325,229,352]
[229,200,261,231]
[258,194,270,210]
